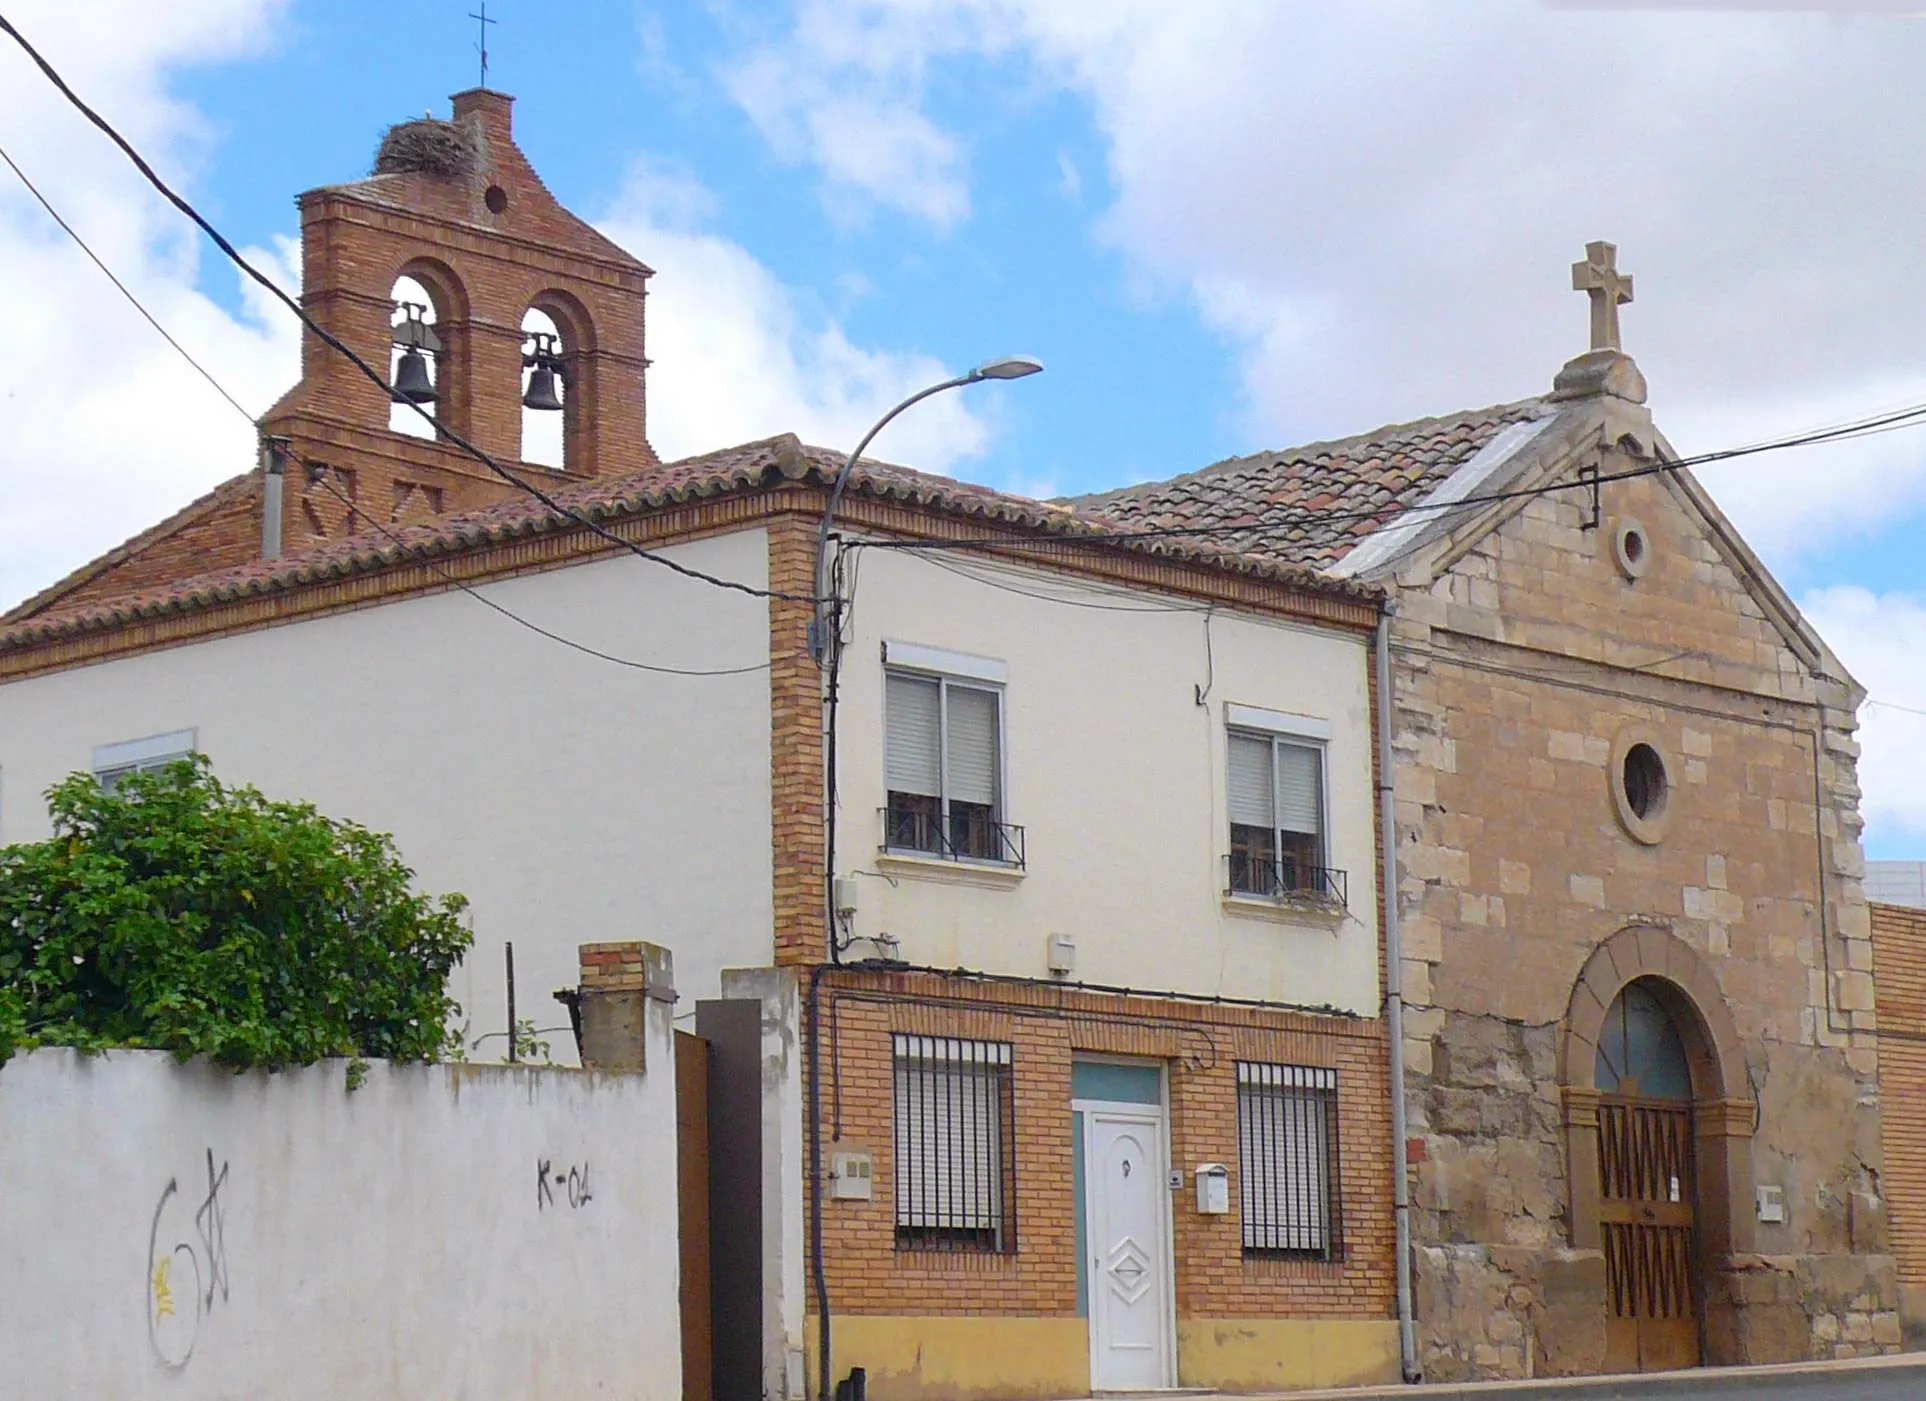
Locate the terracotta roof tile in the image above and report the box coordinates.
[0,434,1376,655]
[1072,400,1551,569]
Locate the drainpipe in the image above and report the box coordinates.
[260,435,287,560]
[1376,606,1421,1383]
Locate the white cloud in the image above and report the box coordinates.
[597,160,989,473]
[722,1,1926,560]
[1669,378,1926,564]
[0,0,298,612]
[1801,586,1926,856]
[722,5,982,229]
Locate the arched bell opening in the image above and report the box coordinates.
[386,265,466,440]
[519,306,567,469]
[521,290,596,476]
[1561,931,1756,1376]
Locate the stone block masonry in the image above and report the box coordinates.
[1385,430,1893,1378]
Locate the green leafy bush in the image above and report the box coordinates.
[0,756,470,1070]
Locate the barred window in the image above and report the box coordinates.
[1237,1062,1341,1260]
[892,1035,1016,1253]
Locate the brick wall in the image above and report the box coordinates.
[29,88,663,626]
[809,968,1395,1324]
[1873,901,1926,1293]
[768,508,826,967]
[260,92,657,556]
[36,479,262,616]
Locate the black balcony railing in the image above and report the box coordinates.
[1226,854,1347,907]
[882,806,1026,868]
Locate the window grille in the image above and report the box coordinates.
[892,1034,1017,1253]
[1236,1062,1341,1260]
[884,671,1018,864]
[1227,730,1332,898]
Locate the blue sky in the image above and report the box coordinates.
[1,0,1924,853]
[173,1,1239,495]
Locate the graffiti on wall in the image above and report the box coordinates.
[146,1149,231,1368]
[537,1158,593,1211]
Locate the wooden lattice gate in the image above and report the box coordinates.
[1598,1097,1700,1372]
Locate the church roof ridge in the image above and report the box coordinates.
[1070,397,1552,570]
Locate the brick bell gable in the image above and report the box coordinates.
[6,88,655,626]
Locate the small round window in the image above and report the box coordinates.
[1610,728,1674,845]
[485,184,509,214]
[1613,518,1650,580]
[1623,743,1667,820]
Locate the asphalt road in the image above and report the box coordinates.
[1270,1355,1926,1401]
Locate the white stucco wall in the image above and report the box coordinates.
[0,1041,679,1400]
[0,531,774,1057]
[835,547,1381,1014]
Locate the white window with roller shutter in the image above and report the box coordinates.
[882,643,1018,866]
[1225,706,1335,903]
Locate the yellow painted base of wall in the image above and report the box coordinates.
[1178,1318,1402,1392]
[807,1316,1089,1401]
[807,1315,1399,1399]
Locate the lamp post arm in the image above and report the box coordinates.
[812,372,976,640]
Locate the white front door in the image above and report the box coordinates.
[1085,1107,1174,1391]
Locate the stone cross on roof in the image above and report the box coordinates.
[1572,240,1633,352]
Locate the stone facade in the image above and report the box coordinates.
[1375,358,1895,1377]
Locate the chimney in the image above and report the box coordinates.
[450,88,514,150]
[259,436,288,560]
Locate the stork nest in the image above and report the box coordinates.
[373,119,480,178]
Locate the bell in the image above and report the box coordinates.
[392,346,437,405]
[522,363,564,412]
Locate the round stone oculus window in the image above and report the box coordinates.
[1623,743,1667,821]
[1612,518,1650,580]
[1610,726,1674,845]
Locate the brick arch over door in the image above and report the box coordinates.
[1559,926,1760,1363]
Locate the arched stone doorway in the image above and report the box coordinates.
[1561,929,1756,1374]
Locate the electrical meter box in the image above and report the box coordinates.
[1196,1162,1230,1214]
[830,1151,875,1201]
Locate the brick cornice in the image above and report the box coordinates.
[266,411,589,489]
[301,192,649,287]
[1,481,1377,683]
[814,962,1386,1041]
[832,494,1381,634]
[0,491,775,683]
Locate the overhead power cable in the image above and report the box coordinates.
[851,401,1926,559]
[18,3,1922,601]
[11,8,1926,708]
[0,10,807,606]
[302,471,771,677]
[0,136,769,678]
[0,140,254,422]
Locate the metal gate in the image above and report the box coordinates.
[1598,1097,1700,1372]
[676,1031,713,1401]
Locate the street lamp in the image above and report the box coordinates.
[810,355,1043,659]
[806,352,1041,1401]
